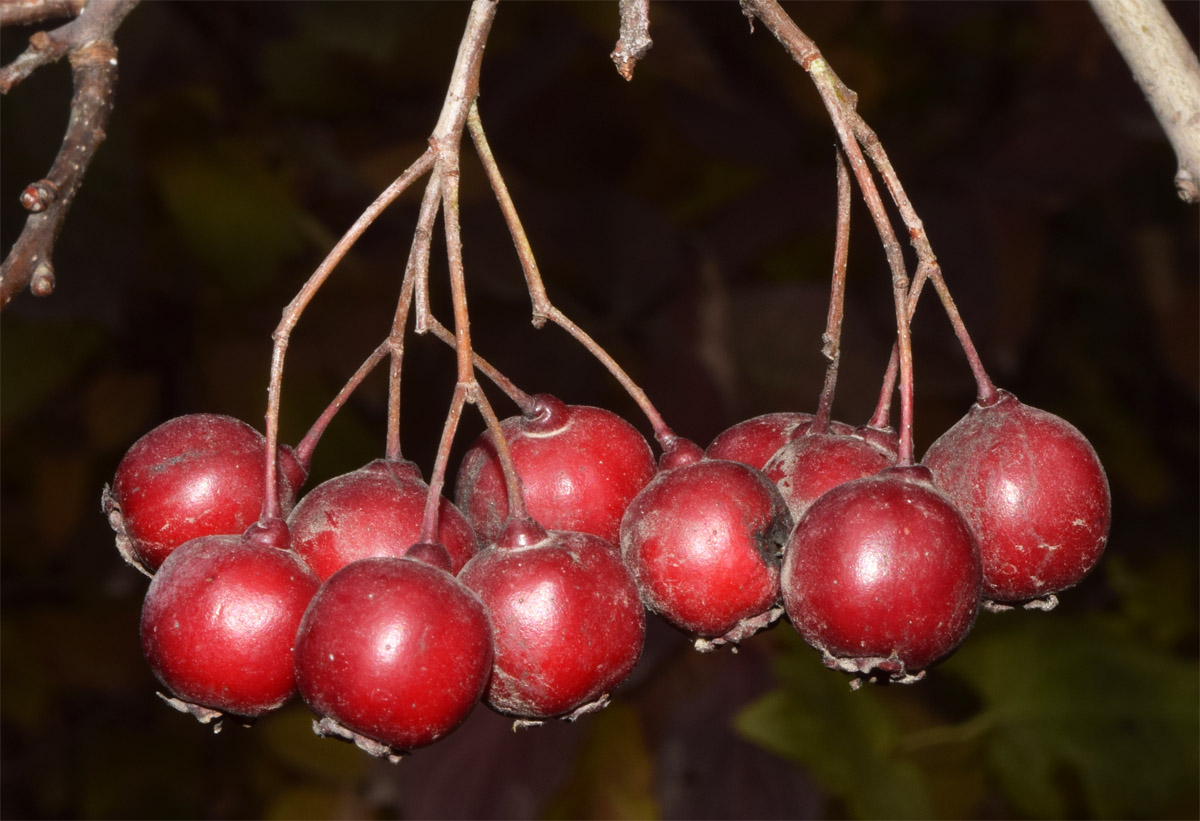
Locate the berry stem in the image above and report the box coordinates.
[409,169,443,336]
[741,0,999,424]
[407,0,533,541]
[851,121,999,405]
[262,149,435,521]
[813,151,852,434]
[385,268,417,463]
[868,264,930,430]
[468,103,681,452]
[293,341,391,469]
[423,314,535,413]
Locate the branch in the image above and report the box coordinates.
[611,0,653,81]
[1090,0,1200,203]
[0,0,140,309]
[0,0,86,28]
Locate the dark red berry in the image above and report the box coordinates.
[459,520,645,721]
[105,413,306,574]
[763,432,895,522]
[294,557,493,758]
[288,459,478,580]
[403,541,454,573]
[620,458,793,650]
[140,533,320,721]
[455,394,656,546]
[781,466,982,682]
[706,412,854,471]
[922,390,1110,606]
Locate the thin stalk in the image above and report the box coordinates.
[468,103,679,450]
[410,170,443,336]
[424,314,534,413]
[851,119,998,405]
[294,342,391,468]
[420,153,527,539]
[813,151,852,433]
[385,266,418,463]
[261,149,435,521]
[868,264,930,429]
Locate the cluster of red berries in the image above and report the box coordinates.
[104,380,1109,760]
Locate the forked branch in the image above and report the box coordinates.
[0,0,139,309]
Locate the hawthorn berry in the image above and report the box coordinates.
[706,412,854,471]
[293,556,493,759]
[781,466,982,682]
[762,431,896,522]
[288,459,478,580]
[922,390,1111,606]
[140,533,320,722]
[455,394,656,546]
[620,448,793,650]
[104,413,307,574]
[459,519,645,721]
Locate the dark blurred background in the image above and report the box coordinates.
[2,2,1197,818]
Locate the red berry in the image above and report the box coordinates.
[455,394,656,546]
[620,456,793,650]
[763,432,896,522]
[105,413,306,574]
[288,459,478,581]
[922,390,1110,606]
[140,533,320,721]
[294,557,493,758]
[781,466,982,682]
[459,520,645,721]
[706,412,854,471]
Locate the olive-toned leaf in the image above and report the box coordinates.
[734,633,934,820]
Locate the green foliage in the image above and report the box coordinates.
[0,316,104,426]
[151,139,312,296]
[734,631,934,819]
[544,703,659,820]
[943,613,1200,819]
[737,614,1200,820]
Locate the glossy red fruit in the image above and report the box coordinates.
[922,390,1110,606]
[105,413,307,574]
[455,394,656,546]
[620,451,793,650]
[706,412,855,471]
[288,459,478,580]
[140,533,320,721]
[294,557,493,759]
[763,432,896,522]
[781,466,982,682]
[459,520,645,721]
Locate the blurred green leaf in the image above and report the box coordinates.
[544,703,659,821]
[734,632,934,820]
[0,316,104,427]
[151,139,310,296]
[942,614,1200,819]
[295,3,404,64]
[257,705,370,784]
[1104,552,1198,652]
[265,786,344,821]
